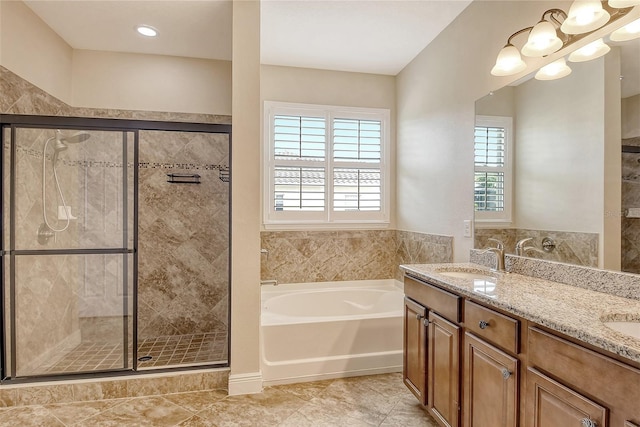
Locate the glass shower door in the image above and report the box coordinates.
[3,126,135,378]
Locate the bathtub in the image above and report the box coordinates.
[261,279,404,386]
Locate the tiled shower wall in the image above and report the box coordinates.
[1,66,231,367]
[623,136,640,274]
[475,228,599,268]
[260,230,453,284]
[137,130,229,339]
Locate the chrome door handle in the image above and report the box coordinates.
[501,369,511,380]
[479,320,489,329]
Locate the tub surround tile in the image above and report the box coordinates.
[475,228,598,267]
[401,262,640,364]
[261,229,453,284]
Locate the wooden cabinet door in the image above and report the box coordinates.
[463,332,518,427]
[526,367,607,427]
[404,297,427,405]
[428,312,460,427]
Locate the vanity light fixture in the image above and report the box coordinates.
[535,58,573,80]
[561,1,610,34]
[136,25,158,37]
[568,38,611,61]
[491,1,635,77]
[609,0,640,8]
[610,17,640,40]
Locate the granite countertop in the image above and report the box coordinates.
[401,262,640,364]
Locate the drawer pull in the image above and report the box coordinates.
[479,320,489,329]
[501,369,511,380]
[581,419,597,427]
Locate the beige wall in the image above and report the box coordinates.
[72,50,231,115]
[0,1,231,116]
[514,59,605,234]
[395,0,634,263]
[0,0,73,103]
[260,65,397,228]
[230,0,262,394]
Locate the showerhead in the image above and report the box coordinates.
[53,130,90,154]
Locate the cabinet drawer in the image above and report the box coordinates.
[464,300,519,354]
[404,276,461,323]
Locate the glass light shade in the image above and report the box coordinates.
[568,38,611,62]
[521,21,564,57]
[561,1,611,34]
[491,44,527,76]
[535,58,572,80]
[608,0,640,7]
[610,18,640,41]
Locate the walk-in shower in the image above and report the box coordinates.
[0,116,231,382]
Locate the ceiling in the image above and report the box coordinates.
[24,0,471,76]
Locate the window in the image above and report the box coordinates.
[264,102,390,228]
[474,115,513,224]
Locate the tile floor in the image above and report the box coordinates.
[0,373,438,426]
[39,333,228,374]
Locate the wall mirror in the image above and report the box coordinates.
[474,27,640,274]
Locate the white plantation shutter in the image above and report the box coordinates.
[474,116,512,224]
[264,102,390,227]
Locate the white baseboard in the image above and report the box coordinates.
[228,371,263,395]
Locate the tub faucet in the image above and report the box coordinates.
[261,279,278,286]
[515,238,533,256]
[480,238,505,272]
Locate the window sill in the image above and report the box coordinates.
[262,221,391,231]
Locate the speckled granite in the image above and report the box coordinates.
[505,255,640,301]
[400,263,640,364]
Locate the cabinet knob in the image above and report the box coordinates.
[423,318,430,326]
[416,313,423,320]
[479,320,489,329]
[501,369,511,380]
[581,419,597,427]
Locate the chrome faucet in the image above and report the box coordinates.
[515,237,545,257]
[481,238,505,272]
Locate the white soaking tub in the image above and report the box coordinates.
[261,279,404,386]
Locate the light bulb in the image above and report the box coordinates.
[608,0,640,7]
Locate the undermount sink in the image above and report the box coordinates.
[603,321,640,340]
[438,271,496,281]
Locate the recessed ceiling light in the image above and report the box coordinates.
[136,25,158,37]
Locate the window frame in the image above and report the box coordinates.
[474,115,513,226]
[263,101,391,229]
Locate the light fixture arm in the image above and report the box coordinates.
[506,27,533,46]
[541,8,568,27]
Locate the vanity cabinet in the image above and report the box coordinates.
[526,367,607,427]
[403,296,427,404]
[403,273,640,427]
[463,332,518,427]
[404,276,461,427]
[428,312,461,427]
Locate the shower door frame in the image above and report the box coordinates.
[0,114,232,383]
